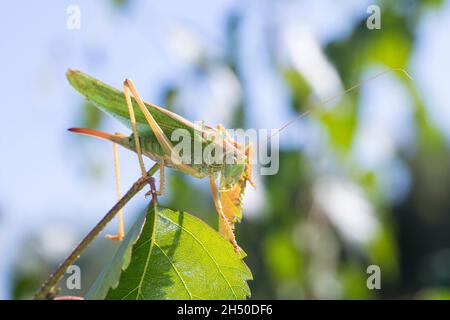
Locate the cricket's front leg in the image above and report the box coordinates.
[209,176,241,253]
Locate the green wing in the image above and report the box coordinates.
[67,69,202,139]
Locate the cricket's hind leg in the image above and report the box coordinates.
[123,79,166,196]
[123,79,174,160]
[209,175,241,253]
[124,79,199,178]
[106,136,125,241]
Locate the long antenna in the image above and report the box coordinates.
[270,68,413,140]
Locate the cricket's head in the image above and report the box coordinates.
[68,128,134,150]
[218,144,255,226]
[220,143,255,191]
[221,161,246,190]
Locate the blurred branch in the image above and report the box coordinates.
[33,163,160,300]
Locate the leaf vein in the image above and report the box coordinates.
[154,243,193,299]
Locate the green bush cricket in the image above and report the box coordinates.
[67,68,412,252]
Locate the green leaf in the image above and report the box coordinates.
[90,202,252,300]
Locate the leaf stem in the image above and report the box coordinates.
[33,163,160,300]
